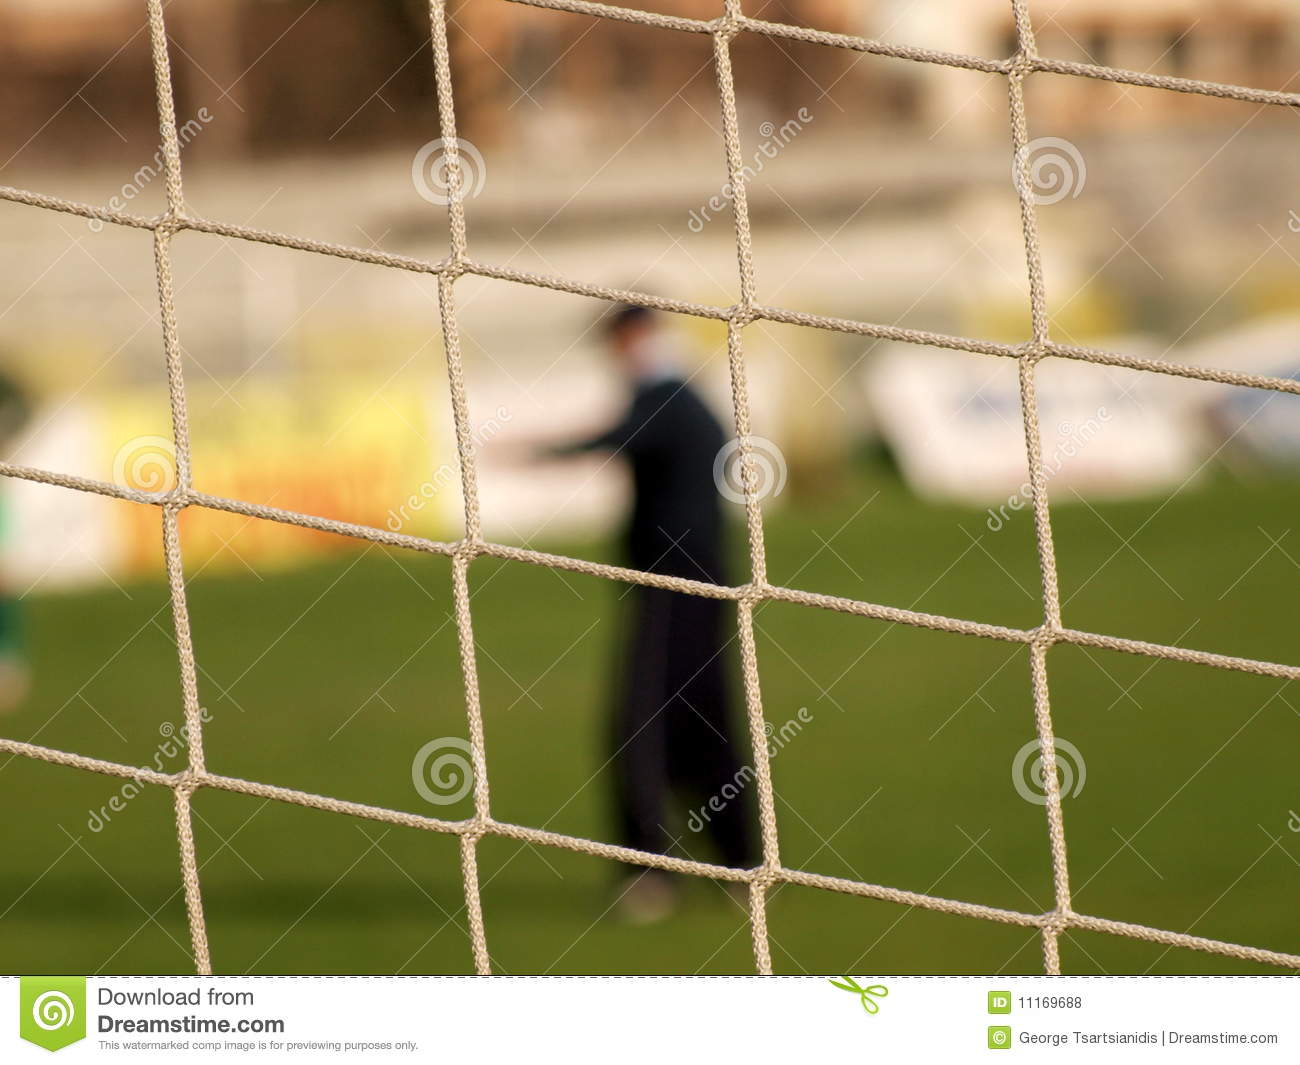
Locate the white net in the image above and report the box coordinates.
[1,0,1298,976]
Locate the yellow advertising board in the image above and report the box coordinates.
[100,373,454,577]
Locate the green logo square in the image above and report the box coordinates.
[988,1025,1012,1050]
[20,976,87,1052]
[988,990,1012,1014]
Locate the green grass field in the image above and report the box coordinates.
[1,461,1296,975]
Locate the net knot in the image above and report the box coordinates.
[173,768,203,795]
[154,214,185,239]
[729,304,757,327]
[1030,625,1061,651]
[1017,339,1049,365]
[1042,909,1071,935]
[1008,53,1036,80]
[712,15,743,43]
[453,539,483,564]
[737,582,766,607]
[750,866,779,891]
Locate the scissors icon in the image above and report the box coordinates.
[829,976,888,1014]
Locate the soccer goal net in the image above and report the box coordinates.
[1,0,1298,976]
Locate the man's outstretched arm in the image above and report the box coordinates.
[546,391,665,459]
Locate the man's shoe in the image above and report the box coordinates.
[0,654,30,715]
[614,870,678,925]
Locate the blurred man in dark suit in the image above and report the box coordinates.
[551,304,756,921]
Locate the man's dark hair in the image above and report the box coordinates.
[600,302,655,340]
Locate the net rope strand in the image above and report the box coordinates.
[712,0,783,973]
[144,0,213,976]
[1006,0,1071,975]
[427,0,496,975]
[3,185,1298,397]
[0,0,1296,974]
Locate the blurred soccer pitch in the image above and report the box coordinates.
[1,0,1299,980]
[0,461,1295,975]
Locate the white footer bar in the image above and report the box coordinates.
[5,975,1295,1062]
